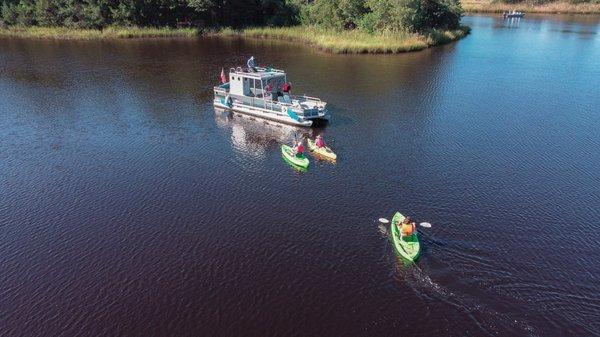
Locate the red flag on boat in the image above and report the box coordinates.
[220,68,227,84]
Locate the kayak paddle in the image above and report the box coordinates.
[379,217,432,228]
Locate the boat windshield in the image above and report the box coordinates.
[266,77,286,94]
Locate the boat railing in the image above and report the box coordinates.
[214,86,228,96]
[296,95,327,109]
[264,100,281,113]
[255,66,285,73]
[231,94,282,114]
[229,66,286,75]
[296,94,323,104]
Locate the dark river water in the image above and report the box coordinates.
[1,14,599,336]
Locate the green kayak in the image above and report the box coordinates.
[281,144,309,169]
[390,212,421,262]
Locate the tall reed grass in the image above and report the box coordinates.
[0,26,199,39]
[220,26,470,54]
[0,25,469,54]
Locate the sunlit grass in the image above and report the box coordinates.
[0,26,199,39]
[0,25,470,53]
[219,26,470,54]
[463,0,600,14]
[103,26,198,38]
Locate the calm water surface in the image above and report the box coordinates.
[1,14,599,336]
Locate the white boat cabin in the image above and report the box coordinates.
[229,68,287,100]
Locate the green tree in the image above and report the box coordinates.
[306,0,366,29]
[1,2,19,25]
[57,0,81,27]
[134,0,190,26]
[15,0,36,25]
[364,0,405,31]
[81,0,104,28]
[35,0,62,26]
[357,11,378,33]
[338,0,367,27]
[262,0,299,26]
[1,0,463,31]
[421,0,462,30]
[366,0,461,32]
[111,0,135,26]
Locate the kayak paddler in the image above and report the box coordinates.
[294,141,305,157]
[399,216,416,236]
[315,135,325,148]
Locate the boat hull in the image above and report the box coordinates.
[214,99,316,127]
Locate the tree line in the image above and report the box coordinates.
[0,0,465,32]
[501,0,597,3]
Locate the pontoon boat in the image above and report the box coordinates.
[214,66,329,127]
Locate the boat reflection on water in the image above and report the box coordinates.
[214,108,309,159]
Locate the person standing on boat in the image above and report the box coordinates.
[281,82,292,103]
[264,82,274,100]
[247,56,256,72]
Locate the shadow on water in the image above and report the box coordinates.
[214,107,301,158]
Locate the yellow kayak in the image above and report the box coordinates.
[307,139,337,161]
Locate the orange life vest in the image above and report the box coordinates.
[401,223,414,235]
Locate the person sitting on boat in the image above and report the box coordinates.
[315,135,325,148]
[294,141,305,157]
[247,56,256,72]
[399,217,416,236]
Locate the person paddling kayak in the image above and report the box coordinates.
[307,136,337,161]
[294,141,305,157]
[398,216,416,237]
[315,135,325,148]
[391,212,421,261]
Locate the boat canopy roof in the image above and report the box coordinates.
[229,66,286,80]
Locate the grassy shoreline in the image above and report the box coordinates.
[219,26,470,54]
[0,26,199,39]
[463,1,600,14]
[0,25,469,54]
